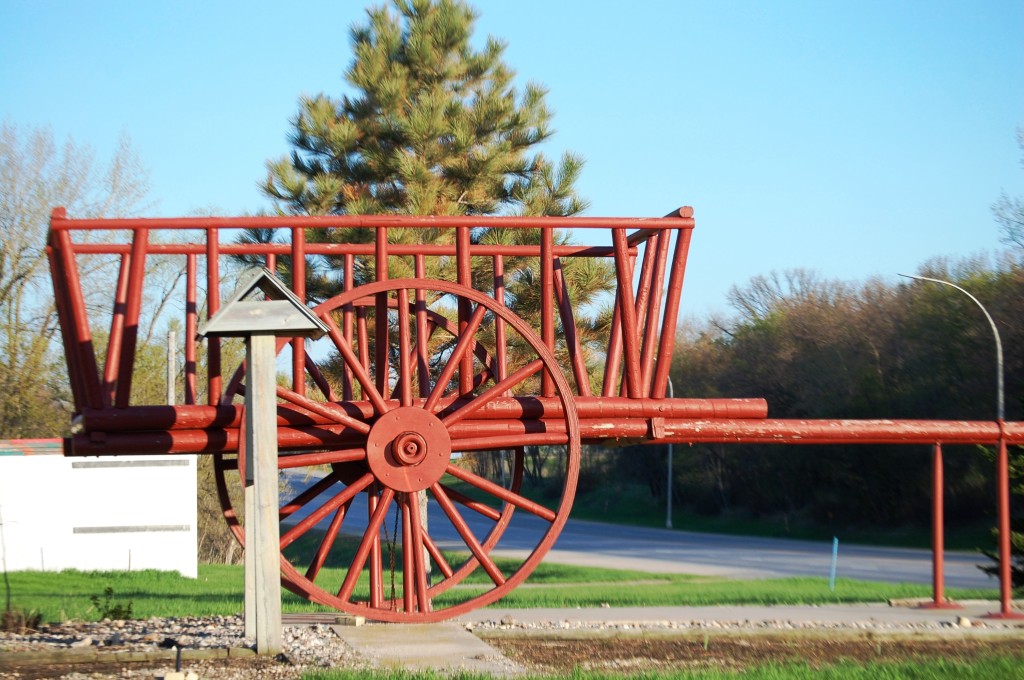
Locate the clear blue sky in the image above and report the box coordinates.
[3,0,1021,317]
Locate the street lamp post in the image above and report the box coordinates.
[900,274,1020,619]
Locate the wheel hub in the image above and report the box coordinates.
[366,407,452,492]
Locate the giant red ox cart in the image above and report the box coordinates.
[47,207,1024,622]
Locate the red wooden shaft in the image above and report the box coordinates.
[415,255,430,397]
[652,225,693,398]
[103,254,131,406]
[457,226,474,395]
[493,255,508,392]
[68,241,628,259]
[51,212,694,232]
[603,288,624,397]
[54,230,103,409]
[553,259,591,396]
[64,416,1024,457]
[613,228,642,397]
[375,227,389,399]
[74,395,770,432]
[185,254,197,405]
[541,228,555,397]
[640,229,672,395]
[291,225,306,396]
[205,228,221,404]
[931,443,946,606]
[343,254,355,401]
[996,429,1014,616]
[398,287,412,407]
[114,229,149,408]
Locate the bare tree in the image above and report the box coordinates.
[0,121,150,437]
[993,126,1024,249]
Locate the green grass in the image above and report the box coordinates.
[3,561,999,623]
[301,657,1024,680]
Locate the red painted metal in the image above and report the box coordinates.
[45,206,1024,622]
[985,428,1024,619]
[919,444,961,610]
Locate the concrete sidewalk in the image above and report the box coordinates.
[328,602,1024,675]
[454,601,1024,630]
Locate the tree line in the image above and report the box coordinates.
[585,256,1023,543]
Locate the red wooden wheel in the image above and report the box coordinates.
[215,278,580,622]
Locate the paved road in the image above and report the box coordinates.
[280,471,998,590]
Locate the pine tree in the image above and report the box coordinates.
[256,0,614,390]
[262,0,586,220]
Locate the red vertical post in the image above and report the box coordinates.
[397,286,412,407]
[612,228,642,398]
[987,425,1024,618]
[343,254,355,401]
[639,231,671,395]
[291,226,306,396]
[375,227,389,399]
[185,254,198,405]
[114,228,149,408]
[652,220,694,399]
[921,443,960,609]
[414,255,430,397]
[541,227,555,397]
[206,228,222,404]
[457,226,474,396]
[602,289,623,397]
[493,255,508,392]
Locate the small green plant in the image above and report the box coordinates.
[90,586,133,620]
[0,506,41,632]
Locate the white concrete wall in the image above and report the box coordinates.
[0,443,197,578]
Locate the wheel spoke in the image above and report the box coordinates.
[401,496,414,612]
[276,386,371,434]
[421,529,454,579]
[323,310,389,414]
[441,359,544,427]
[446,464,557,522]
[424,304,488,412]
[278,448,365,469]
[368,490,384,608]
[304,350,337,401]
[280,473,373,550]
[304,498,352,583]
[437,482,502,522]
[338,487,395,603]
[280,470,341,520]
[430,482,505,586]
[406,493,431,612]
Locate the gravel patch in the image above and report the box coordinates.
[0,615,366,679]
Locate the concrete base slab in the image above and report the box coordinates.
[331,622,524,675]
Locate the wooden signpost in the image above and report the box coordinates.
[198,268,329,655]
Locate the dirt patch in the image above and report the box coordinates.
[0,655,290,680]
[486,632,1024,673]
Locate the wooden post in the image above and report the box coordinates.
[246,333,282,654]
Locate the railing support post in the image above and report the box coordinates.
[921,443,961,609]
